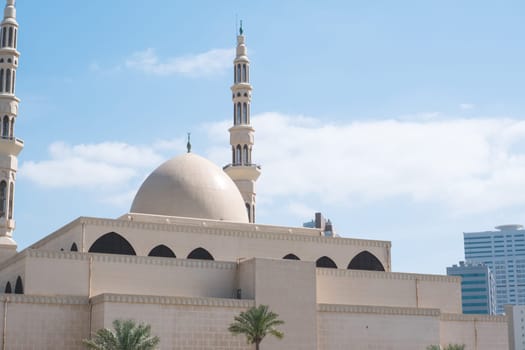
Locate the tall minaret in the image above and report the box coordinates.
[224,22,260,223]
[0,0,22,261]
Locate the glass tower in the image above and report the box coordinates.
[464,225,525,314]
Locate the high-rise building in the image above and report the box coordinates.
[464,224,525,314]
[446,261,497,315]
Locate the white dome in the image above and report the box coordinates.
[131,153,249,223]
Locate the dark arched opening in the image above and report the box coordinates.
[187,247,214,260]
[148,244,176,258]
[14,276,23,294]
[4,281,11,293]
[70,242,78,252]
[245,203,251,221]
[348,251,385,271]
[316,256,337,269]
[283,253,300,260]
[2,116,8,138]
[88,232,136,255]
[0,180,6,217]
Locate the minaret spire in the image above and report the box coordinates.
[224,23,261,223]
[0,0,22,261]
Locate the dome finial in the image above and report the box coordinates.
[186,132,191,153]
[239,20,243,35]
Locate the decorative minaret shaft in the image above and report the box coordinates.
[0,0,22,259]
[224,23,260,223]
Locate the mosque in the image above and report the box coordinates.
[0,1,510,349]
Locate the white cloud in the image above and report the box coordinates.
[21,114,525,217]
[125,48,233,77]
[460,103,475,110]
[205,113,525,214]
[20,141,168,189]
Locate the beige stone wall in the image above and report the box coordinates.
[318,305,441,350]
[0,252,24,292]
[90,294,253,350]
[25,251,89,296]
[316,269,462,313]
[75,216,391,271]
[0,295,90,350]
[90,254,238,298]
[12,250,239,299]
[440,314,509,350]
[241,258,318,350]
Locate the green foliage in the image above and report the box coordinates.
[83,319,160,350]
[427,344,466,350]
[228,304,284,349]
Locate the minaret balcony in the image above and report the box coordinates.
[223,163,260,169]
[231,82,252,90]
[223,163,261,182]
[0,136,23,155]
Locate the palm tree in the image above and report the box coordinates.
[83,319,160,350]
[228,304,284,350]
[427,344,465,350]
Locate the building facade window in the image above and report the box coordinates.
[348,251,385,271]
[2,116,8,138]
[148,244,176,258]
[187,247,214,260]
[316,256,337,268]
[0,181,6,217]
[88,232,136,255]
[8,182,13,219]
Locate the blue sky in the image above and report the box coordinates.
[10,0,525,274]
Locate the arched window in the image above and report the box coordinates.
[283,253,300,260]
[187,247,214,260]
[148,244,176,258]
[1,27,6,48]
[348,251,385,271]
[236,64,241,83]
[13,29,16,49]
[242,103,247,124]
[9,118,13,138]
[88,232,136,255]
[233,65,237,83]
[236,145,242,164]
[246,103,250,123]
[0,181,6,218]
[7,27,12,47]
[5,69,11,93]
[316,256,337,269]
[245,203,251,220]
[243,145,249,164]
[11,70,14,94]
[14,276,23,294]
[236,103,241,124]
[2,116,8,138]
[4,281,11,293]
[242,64,247,82]
[70,243,78,252]
[0,69,4,92]
[8,182,13,219]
